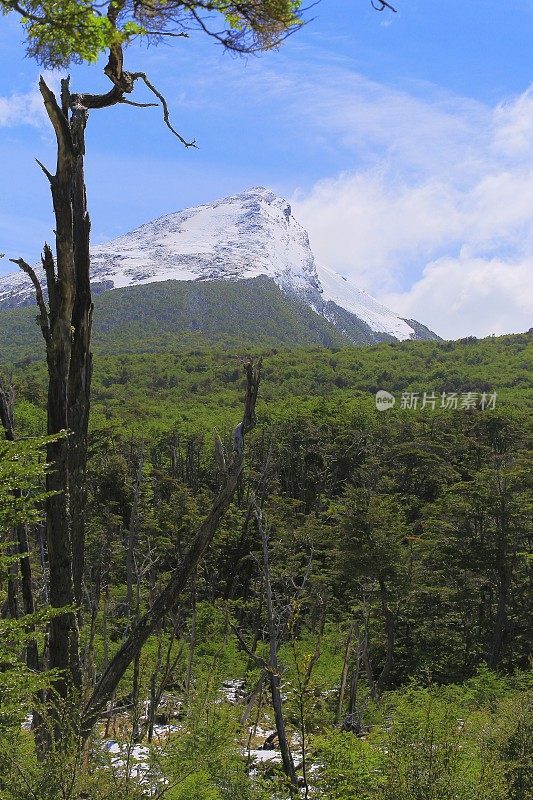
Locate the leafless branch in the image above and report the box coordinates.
[131,71,197,147]
[82,359,261,735]
[231,623,266,667]
[9,257,50,343]
[119,98,159,108]
[371,0,397,12]
[39,76,73,158]
[41,243,58,312]
[35,158,54,184]
[143,30,189,38]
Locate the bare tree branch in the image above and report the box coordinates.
[41,243,57,312]
[35,158,54,184]
[39,76,73,160]
[231,623,267,667]
[9,257,50,343]
[82,359,261,735]
[131,71,197,147]
[119,98,159,108]
[143,30,189,38]
[371,0,397,12]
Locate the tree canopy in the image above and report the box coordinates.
[1,0,305,68]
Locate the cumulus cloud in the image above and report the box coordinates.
[288,67,533,338]
[0,73,60,129]
[0,88,46,128]
[292,170,465,293]
[383,255,533,339]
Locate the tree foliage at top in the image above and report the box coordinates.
[1,0,305,68]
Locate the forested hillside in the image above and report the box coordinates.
[2,333,531,798]
[0,278,350,361]
[0,276,441,363]
[11,330,532,434]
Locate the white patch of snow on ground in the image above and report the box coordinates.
[245,748,282,764]
[151,723,181,738]
[219,678,246,703]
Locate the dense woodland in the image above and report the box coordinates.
[1,333,531,798]
[2,0,530,796]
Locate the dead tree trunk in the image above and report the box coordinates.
[147,623,183,742]
[82,360,261,735]
[9,27,199,712]
[67,90,93,611]
[375,577,395,696]
[336,618,356,726]
[344,623,370,735]
[296,605,325,800]
[488,474,511,669]
[184,571,197,695]
[12,77,91,697]
[126,444,144,614]
[254,499,299,796]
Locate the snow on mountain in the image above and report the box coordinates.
[314,263,415,341]
[0,268,36,308]
[0,187,432,341]
[88,186,320,298]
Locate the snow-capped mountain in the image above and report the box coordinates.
[0,187,437,342]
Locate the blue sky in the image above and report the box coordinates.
[1,0,532,337]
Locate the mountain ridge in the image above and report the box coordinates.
[0,186,439,343]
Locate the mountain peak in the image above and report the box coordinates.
[213,186,293,222]
[0,188,438,342]
[240,185,275,196]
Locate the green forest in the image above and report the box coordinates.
[0,0,532,797]
[1,332,531,798]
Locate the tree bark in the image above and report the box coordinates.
[336,619,356,726]
[375,577,395,696]
[255,500,298,796]
[40,77,86,696]
[67,95,93,610]
[14,38,196,711]
[14,74,99,700]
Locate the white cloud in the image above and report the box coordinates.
[289,71,533,338]
[492,88,533,160]
[383,255,533,339]
[0,73,61,128]
[292,170,464,293]
[0,87,46,128]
